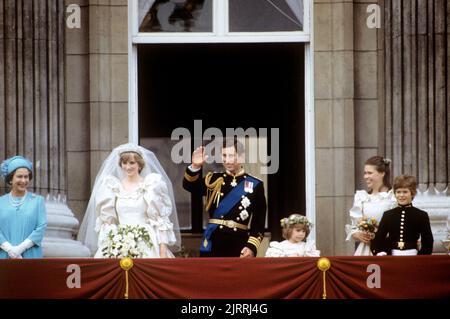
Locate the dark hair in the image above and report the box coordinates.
[393,175,417,198]
[222,137,245,155]
[6,168,33,185]
[365,155,392,191]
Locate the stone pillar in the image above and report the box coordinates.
[382,0,450,253]
[64,0,128,257]
[0,0,89,257]
[88,0,129,179]
[314,0,356,256]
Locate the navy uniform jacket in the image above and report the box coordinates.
[183,166,267,257]
[372,205,434,255]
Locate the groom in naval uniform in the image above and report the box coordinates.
[183,138,267,257]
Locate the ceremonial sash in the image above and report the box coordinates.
[200,176,260,253]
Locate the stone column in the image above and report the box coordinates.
[314,0,356,256]
[64,0,128,257]
[0,0,89,256]
[88,0,129,178]
[381,0,450,253]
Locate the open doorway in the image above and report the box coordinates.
[138,43,305,241]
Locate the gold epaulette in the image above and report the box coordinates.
[246,174,263,182]
[205,172,224,212]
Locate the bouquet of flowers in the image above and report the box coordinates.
[357,217,378,234]
[101,224,152,258]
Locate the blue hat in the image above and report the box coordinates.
[0,156,33,180]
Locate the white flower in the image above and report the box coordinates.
[239,210,249,221]
[101,224,153,258]
[241,197,251,208]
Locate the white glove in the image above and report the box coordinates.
[376,251,387,256]
[1,241,22,259]
[15,239,35,255]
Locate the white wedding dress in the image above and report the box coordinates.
[345,190,397,256]
[265,240,320,257]
[94,173,176,258]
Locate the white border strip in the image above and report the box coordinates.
[304,1,315,241]
[128,1,139,144]
[132,34,310,43]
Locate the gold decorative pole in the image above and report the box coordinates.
[317,257,331,299]
[120,257,134,299]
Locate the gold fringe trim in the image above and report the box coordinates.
[205,172,224,212]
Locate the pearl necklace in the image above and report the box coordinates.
[9,192,28,208]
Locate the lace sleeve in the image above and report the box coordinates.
[387,189,397,209]
[143,173,176,246]
[345,190,367,241]
[304,240,321,257]
[94,175,120,250]
[264,241,286,257]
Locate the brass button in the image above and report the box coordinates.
[220,225,223,229]
[400,230,403,233]
[222,182,225,185]
[236,217,240,221]
[223,174,226,177]
[401,222,404,225]
[233,228,237,232]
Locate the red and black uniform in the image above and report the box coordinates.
[372,204,434,255]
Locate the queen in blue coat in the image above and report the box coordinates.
[0,156,47,259]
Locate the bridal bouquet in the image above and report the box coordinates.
[101,224,152,258]
[357,217,378,234]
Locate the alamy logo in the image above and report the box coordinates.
[171,120,280,174]
[66,4,81,29]
[366,4,381,29]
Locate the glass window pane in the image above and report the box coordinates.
[138,0,213,32]
[229,0,303,32]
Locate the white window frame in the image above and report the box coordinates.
[128,0,316,240]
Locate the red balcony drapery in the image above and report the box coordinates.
[0,256,448,299]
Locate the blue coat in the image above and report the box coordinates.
[0,192,47,258]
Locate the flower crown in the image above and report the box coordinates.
[280,214,313,229]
